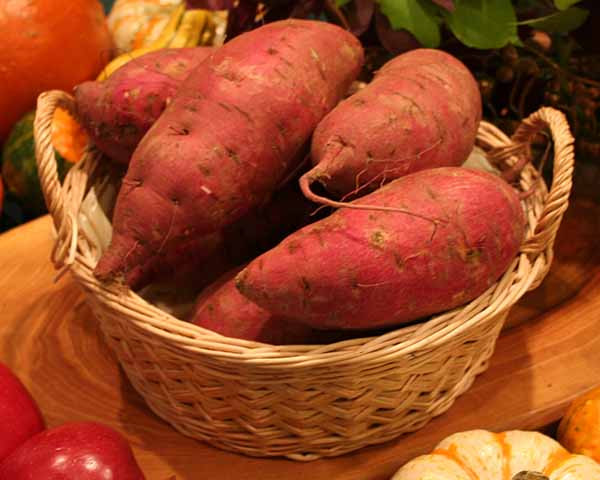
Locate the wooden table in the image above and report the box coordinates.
[2,196,600,480]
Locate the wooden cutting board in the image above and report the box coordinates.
[1,196,599,480]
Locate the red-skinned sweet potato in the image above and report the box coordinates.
[128,230,228,290]
[189,268,363,344]
[190,268,314,344]
[237,167,525,330]
[75,47,214,164]
[220,173,324,267]
[301,49,482,201]
[119,167,319,290]
[94,20,364,285]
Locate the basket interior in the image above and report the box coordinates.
[57,121,550,361]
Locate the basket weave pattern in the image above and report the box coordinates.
[34,90,574,460]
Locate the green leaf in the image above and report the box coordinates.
[335,0,352,7]
[555,35,575,67]
[517,6,589,33]
[554,0,582,11]
[445,0,519,49]
[378,0,441,47]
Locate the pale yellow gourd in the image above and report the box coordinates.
[392,430,600,479]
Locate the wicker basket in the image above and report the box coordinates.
[34,90,574,460]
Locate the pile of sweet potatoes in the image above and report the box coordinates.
[74,19,526,345]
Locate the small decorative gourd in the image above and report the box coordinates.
[107,0,181,52]
[51,108,88,164]
[391,430,600,479]
[557,385,600,463]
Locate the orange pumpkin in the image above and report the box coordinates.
[558,385,600,462]
[0,0,113,141]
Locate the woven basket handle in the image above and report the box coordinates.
[511,107,575,255]
[34,90,79,268]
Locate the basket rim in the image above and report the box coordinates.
[68,244,546,367]
[34,90,575,367]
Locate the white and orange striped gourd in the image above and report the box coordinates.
[107,0,181,52]
[392,430,600,479]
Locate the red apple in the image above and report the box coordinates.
[0,422,145,480]
[0,362,45,461]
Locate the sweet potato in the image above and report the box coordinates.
[75,47,214,164]
[220,176,323,267]
[190,269,314,344]
[237,167,525,330]
[190,268,361,344]
[95,20,364,284]
[126,230,228,290]
[117,165,318,290]
[301,49,482,201]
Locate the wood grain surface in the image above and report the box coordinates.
[1,196,599,480]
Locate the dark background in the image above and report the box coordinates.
[100,0,114,12]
